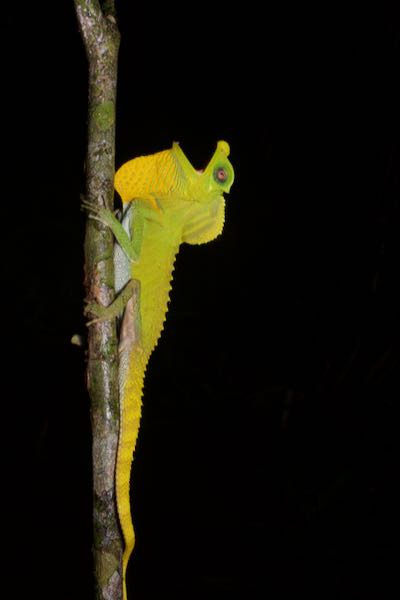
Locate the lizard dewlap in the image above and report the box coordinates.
[84,140,234,600]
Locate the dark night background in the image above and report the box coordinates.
[2,2,399,599]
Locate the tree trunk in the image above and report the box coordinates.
[74,2,122,598]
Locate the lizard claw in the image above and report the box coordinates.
[81,199,117,229]
[84,300,110,325]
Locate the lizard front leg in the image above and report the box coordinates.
[84,279,140,325]
[81,198,143,263]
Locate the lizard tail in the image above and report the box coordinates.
[116,349,146,600]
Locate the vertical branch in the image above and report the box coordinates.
[74,2,122,599]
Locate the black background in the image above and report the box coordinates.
[2,2,399,599]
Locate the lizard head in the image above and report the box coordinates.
[172,140,235,203]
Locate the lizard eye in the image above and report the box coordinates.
[214,167,228,183]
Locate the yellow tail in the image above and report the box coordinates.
[116,349,146,600]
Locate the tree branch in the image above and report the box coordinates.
[74,1,122,599]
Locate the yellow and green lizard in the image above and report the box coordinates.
[83,140,234,600]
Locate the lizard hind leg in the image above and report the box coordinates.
[118,286,142,394]
[84,279,139,326]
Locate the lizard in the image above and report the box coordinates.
[83,140,234,600]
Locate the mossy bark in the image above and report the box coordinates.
[74,2,122,599]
